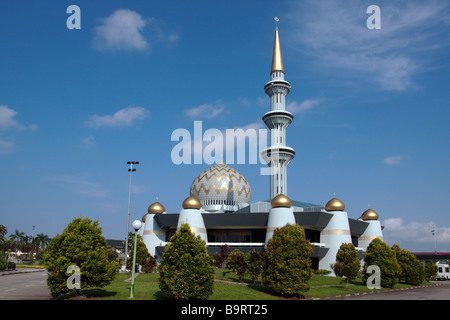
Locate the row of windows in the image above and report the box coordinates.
[202,199,240,206]
[165,229,359,247]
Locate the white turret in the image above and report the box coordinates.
[177,196,208,243]
[318,198,353,275]
[265,194,296,245]
[358,208,383,251]
[142,201,166,259]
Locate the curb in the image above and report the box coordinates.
[0,268,46,277]
[314,283,442,300]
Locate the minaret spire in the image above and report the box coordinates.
[271,17,284,74]
[262,19,295,200]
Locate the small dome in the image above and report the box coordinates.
[182,196,202,210]
[142,213,148,223]
[325,198,345,212]
[147,201,165,214]
[360,209,378,221]
[271,194,292,208]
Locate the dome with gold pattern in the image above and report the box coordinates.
[325,198,345,212]
[147,201,165,214]
[271,194,292,208]
[360,208,378,220]
[190,162,251,212]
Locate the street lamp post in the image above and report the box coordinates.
[124,161,139,269]
[431,229,436,254]
[130,220,142,299]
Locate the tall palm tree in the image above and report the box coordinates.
[0,225,7,238]
[9,229,26,244]
[34,233,50,249]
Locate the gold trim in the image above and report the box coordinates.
[143,230,165,236]
[359,235,383,241]
[177,227,207,234]
[321,229,351,236]
[191,182,251,197]
[195,168,249,184]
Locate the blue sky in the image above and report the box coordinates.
[1,0,450,252]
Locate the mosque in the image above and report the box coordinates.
[138,22,384,274]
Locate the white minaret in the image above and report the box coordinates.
[261,19,295,200]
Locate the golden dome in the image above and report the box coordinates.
[271,194,292,208]
[182,196,202,210]
[147,201,165,214]
[141,213,148,223]
[360,209,378,221]
[325,198,345,212]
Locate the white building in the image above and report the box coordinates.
[139,22,384,274]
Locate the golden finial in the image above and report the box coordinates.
[271,18,284,73]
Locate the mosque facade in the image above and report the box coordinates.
[139,23,384,275]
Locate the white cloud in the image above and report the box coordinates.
[0,105,20,129]
[93,9,150,51]
[382,217,450,248]
[0,137,14,154]
[85,106,148,128]
[286,0,450,91]
[184,102,225,119]
[383,155,403,166]
[82,136,95,147]
[93,9,180,52]
[0,105,37,131]
[286,99,320,114]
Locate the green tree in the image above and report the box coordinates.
[246,250,264,284]
[332,243,361,288]
[141,254,157,273]
[226,249,247,282]
[362,238,400,288]
[425,261,438,281]
[9,229,26,244]
[34,233,50,250]
[0,225,7,238]
[43,217,119,296]
[126,233,149,272]
[262,224,313,296]
[392,244,425,286]
[158,223,214,300]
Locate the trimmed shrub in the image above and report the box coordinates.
[226,249,247,282]
[42,217,119,296]
[158,223,214,300]
[332,243,361,288]
[362,238,400,288]
[392,244,425,286]
[246,250,264,284]
[425,261,438,281]
[262,224,313,296]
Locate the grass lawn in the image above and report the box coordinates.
[64,269,434,300]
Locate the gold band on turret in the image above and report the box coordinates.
[320,229,351,236]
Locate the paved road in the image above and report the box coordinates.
[1,269,449,300]
[333,280,450,300]
[0,269,51,300]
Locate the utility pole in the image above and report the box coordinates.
[124,161,139,269]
